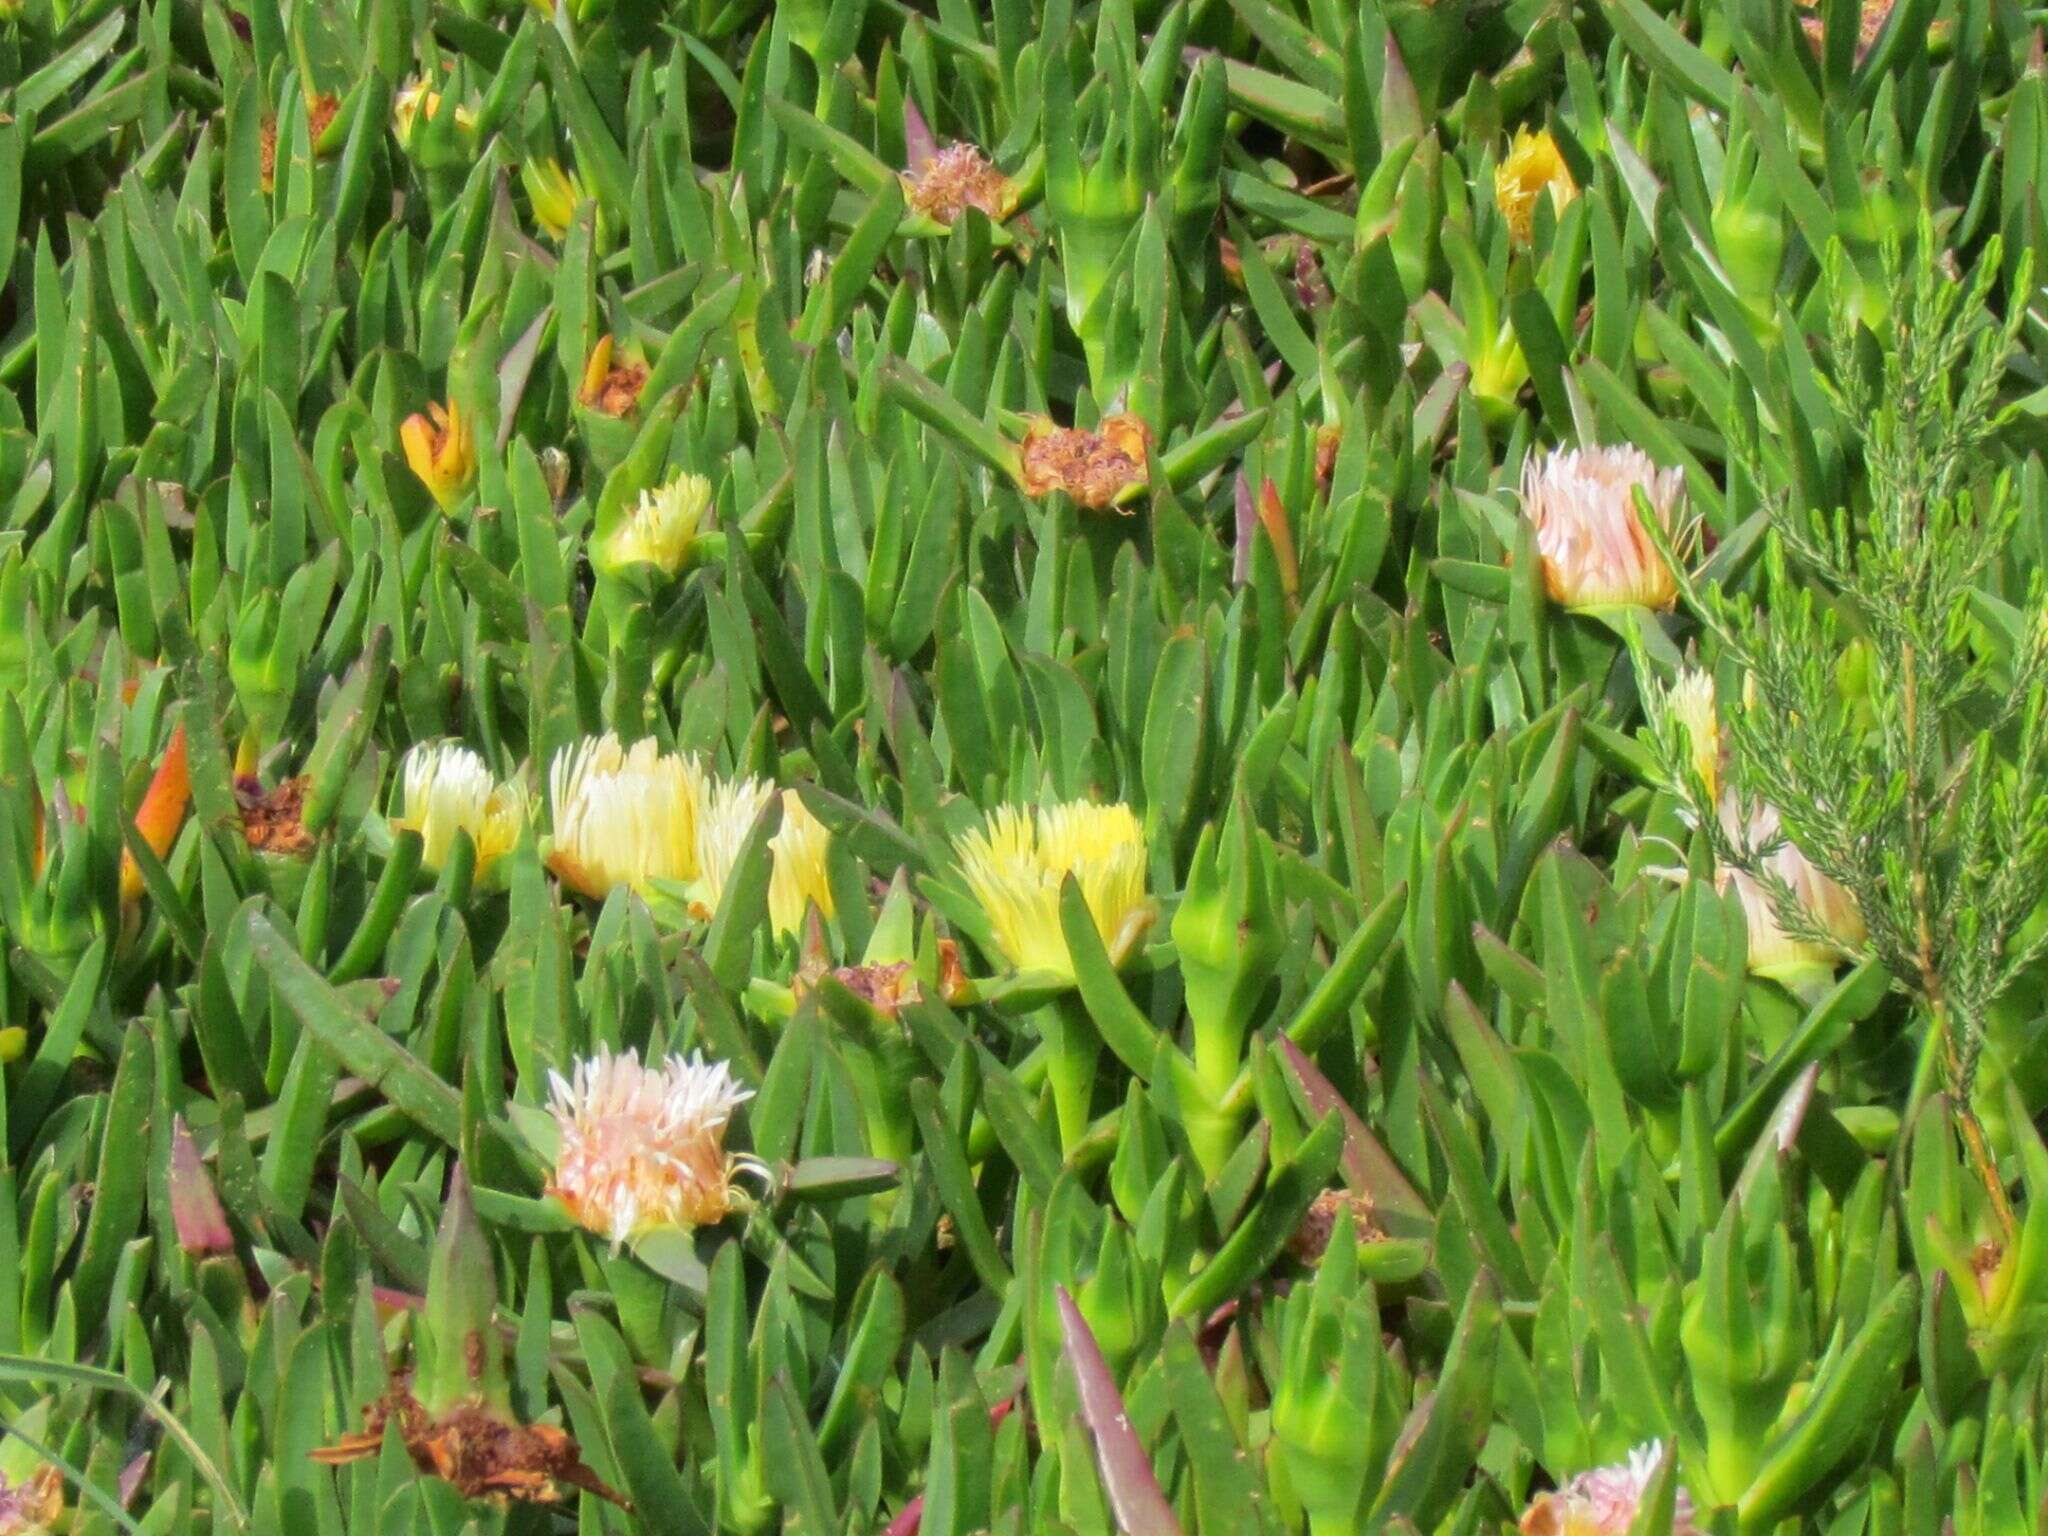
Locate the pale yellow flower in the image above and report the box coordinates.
[546,735,704,900]
[1495,127,1578,245]
[686,774,776,920]
[1521,1444,1698,1536]
[1520,446,1687,611]
[768,790,835,937]
[399,401,476,511]
[953,801,1153,981]
[1665,668,1720,804]
[599,473,712,578]
[545,1047,763,1248]
[393,743,528,876]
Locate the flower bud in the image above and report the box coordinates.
[1495,127,1577,246]
[399,400,476,511]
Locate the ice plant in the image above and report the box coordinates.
[1015,414,1153,509]
[904,143,1019,225]
[392,743,529,877]
[1666,667,1721,803]
[393,77,474,144]
[686,773,775,920]
[1520,1444,1699,1535]
[1519,445,1688,611]
[522,157,590,240]
[544,1046,764,1247]
[1718,799,1866,993]
[578,335,648,418]
[546,735,704,900]
[1495,126,1577,245]
[399,401,477,511]
[953,800,1153,982]
[168,1115,234,1256]
[0,1467,60,1535]
[118,723,190,905]
[596,473,712,578]
[768,789,835,937]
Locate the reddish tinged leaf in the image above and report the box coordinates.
[1057,1286,1186,1536]
[168,1115,233,1256]
[1276,1036,1431,1234]
[903,98,939,173]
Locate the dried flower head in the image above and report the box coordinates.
[904,143,1019,224]
[394,743,528,877]
[546,735,705,901]
[0,1467,61,1535]
[1288,1188,1382,1264]
[313,1386,628,1509]
[544,1047,763,1246]
[954,801,1154,981]
[578,335,648,418]
[1495,126,1578,245]
[1520,446,1688,611]
[793,960,922,1017]
[1520,1444,1698,1536]
[236,774,314,857]
[258,114,278,193]
[306,91,341,148]
[1017,415,1153,509]
[598,473,712,578]
[400,400,477,511]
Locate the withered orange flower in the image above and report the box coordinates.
[236,775,314,857]
[578,336,648,418]
[119,725,191,904]
[306,92,341,147]
[0,1465,62,1532]
[1016,414,1153,510]
[1798,0,1895,58]
[904,143,1018,225]
[258,116,278,193]
[312,1387,629,1510]
[793,960,922,1019]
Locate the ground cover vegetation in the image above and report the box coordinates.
[2,0,2048,1530]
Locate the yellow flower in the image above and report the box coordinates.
[1664,668,1720,804]
[1520,446,1687,611]
[686,773,776,920]
[392,742,527,877]
[399,401,476,511]
[598,473,712,578]
[768,790,834,937]
[953,801,1153,982]
[522,157,589,241]
[546,735,704,900]
[1495,127,1578,245]
[1520,1444,1698,1536]
[544,1047,764,1248]
[1717,800,1865,990]
[392,77,474,144]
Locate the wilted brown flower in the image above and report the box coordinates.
[0,1466,62,1534]
[578,336,648,418]
[904,143,1018,225]
[307,92,340,147]
[1017,414,1153,510]
[1288,1188,1382,1264]
[258,116,278,193]
[237,775,314,857]
[794,960,923,1018]
[313,1387,629,1509]
[1797,0,1894,59]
